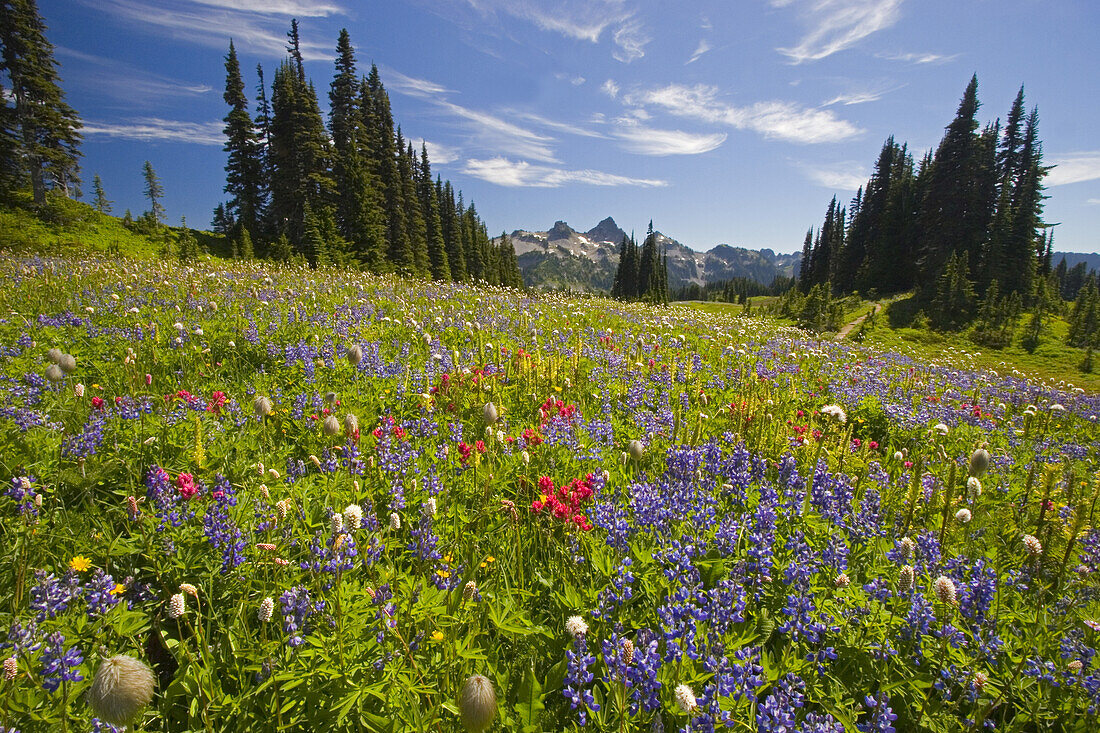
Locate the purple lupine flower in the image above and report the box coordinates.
[29,571,82,621]
[279,586,314,648]
[626,629,662,714]
[757,673,805,731]
[858,693,898,733]
[203,475,246,571]
[83,569,120,618]
[563,635,599,725]
[4,475,38,517]
[38,632,83,693]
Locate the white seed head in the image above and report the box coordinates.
[322,414,341,437]
[46,347,63,364]
[253,395,273,417]
[934,576,957,606]
[343,413,359,435]
[674,683,698,713]
[565,615,588,638]
[955,508,972,524]
[343,504,363,531]
[1023,534,1043,556]
[168,593,186,619]
[483,402,499,425]
[969,448,991,478]
[458,674,497,733]
[627,440,645,460]
[59,353,77,373]
[932,423,949,436]
[86,655,156,726]
[45,363,64,382]
[258,597,274,623]
[346,344,363,366]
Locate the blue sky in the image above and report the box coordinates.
[43,0,1100,254]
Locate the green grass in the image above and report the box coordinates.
[0,190,227,260]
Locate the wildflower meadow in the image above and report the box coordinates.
[2,256,1100,732]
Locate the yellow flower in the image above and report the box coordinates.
[486,555,495,563]
[69,556,91,573]
[110,583,126,595]
[442,553,453,564]
[430,630,445,643]
[436,569,451,579]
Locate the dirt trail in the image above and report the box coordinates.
[835,303,881,341]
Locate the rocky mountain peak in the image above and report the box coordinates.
[547,220,576,241]
[585,216,626,245]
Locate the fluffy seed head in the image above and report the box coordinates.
[59,353,77,373]
[565,615,588,638]
[899,537,915,561]
[899,565,915,592]
[819,404,847,424]
[426,497,437,517]
[343,504,363,531]
[969,448,991,478]
[325,391,337,405]
[932,423,949,436]
[458,674,497,733]
[253,396,273,417]
[955,508,972,524]
[322,415,341,437]
[178,583,198,598]
[621,638,635,665]
[257,597,274,623]
[1023,534,1043,556]
[46,347,63,364]
[674,683,698,713]
[967,476,982,499]
[343,413,359,435]
[893,451,904,462]
[389,512,401,531]
[86,655,155,726]
[483,402,499,425]
[168,593,186,619]
[346,344,363,366]
[45,363,64,382]
[934,576,957,606]
[627,439,645,460]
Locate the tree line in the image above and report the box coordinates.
[798,76,1051,331]
[215,22,522,285]
[610,222,669,304]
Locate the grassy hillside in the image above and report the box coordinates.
[0,190,226,259]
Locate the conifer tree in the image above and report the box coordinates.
[365,66,413,271]
[142,160,164,226]
[797,228,813,293]
[238,225,254,259]
[439,178,466,280]
[419,144,450,281]
[0,0,82,203]
[399,134,429,276]
[222,40,264,237]
[92,173,111,213]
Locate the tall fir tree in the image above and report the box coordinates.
[419,144,450,281]
[364,66,413,271]
[92,173,110,213]
[142,160,164,226]
[222,40,264,237]
[399,133,429,276]
[439,179,466,281]
[0,0,82,203]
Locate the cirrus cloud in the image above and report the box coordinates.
[463,157,666,187]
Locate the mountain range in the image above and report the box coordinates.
[499,217,801,293]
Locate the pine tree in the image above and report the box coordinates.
[930,251,976,330]
[92,173,111,213]
[399,134,429,276]
[222,40,265,238]
[439,178,466,280]
[797,227,813,293]
[176,217,201,261]
[364,66,413,271]
[142,160,164,226]
[211,202,232,235]
[0,0,82,203]
[419,144,450,281]
[238,225,254,259]
[916,76,996,291]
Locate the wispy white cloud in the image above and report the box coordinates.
[188,0,343,15]
[463,157,666,187]
[613,122,726,156]
[775,0,904,64]
[627,83,862,144]
[384,70,453,97]
[821,82,904,107]
[83,118,224,145]
[611,18,649,62]
[876,51,958,65]
[801,161,867,189]
[1047,152,1100,187]
[56,47,212,104]
[81,0,335,60]
[505,110,607,139]
[1087,198,1100,206]
[686,39,712,65]
[415,139,460,165]
[601,79,620,98]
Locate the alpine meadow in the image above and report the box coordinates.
[3,2,1100,732]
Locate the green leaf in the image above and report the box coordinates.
[513,662,545,732]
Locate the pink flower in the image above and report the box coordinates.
[144,373,153,386]
[175,473,198,500]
